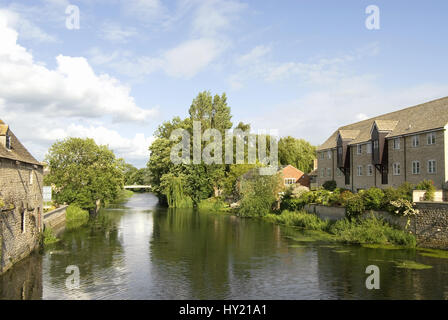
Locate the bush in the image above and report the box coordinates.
[43,227,59,245]
[265,210,330,231]
[239,174,280,217]
[345,193,365,219]
[416,180,436,201]
[397,182,414,201]
[198,198,227,211]
[322,180,337,191]
[66,205,90,230]
[362,187,384,211]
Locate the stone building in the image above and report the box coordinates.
[317,97,448,191]
[0,119,43,274]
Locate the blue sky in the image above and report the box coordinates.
[0,0,448,167]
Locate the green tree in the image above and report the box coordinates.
[278,136,316,173]
[44,138,125,211]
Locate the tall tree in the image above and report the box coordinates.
[278,136,316,173]
[44,138,125,211]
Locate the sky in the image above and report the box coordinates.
[0,0,448,168]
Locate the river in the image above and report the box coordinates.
[1,192,447,300]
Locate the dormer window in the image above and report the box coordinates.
[6,134,11,149]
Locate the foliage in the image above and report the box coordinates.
[415,179,436,201]
[222,164,258,200]
[265,210,330,231]
[345,193,365,219]
[66,205,90,230]
[390,199,420,230]
[238,173,281,217]
[362,187,384,211]
[328,215,416,247]
[43,227,59,245]
[198,198,228,211]
[322,180,337,191]
[0,197,4,208]
[278,136,317,173]
[44,138,125,211]
[160,173,193,208]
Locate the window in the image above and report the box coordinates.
[327,168,332,177]
[29,170,34,185]
[393,138,400,150]
[357,144,362,155]
[366,142,372,154]
[367,164,373,176]
[373,140,379,150]
[338,147,343,157]
[412,161,420,175]
[412,135,419,148]
[393,163,401,176]
[5,134,11,149]
[428,160,437,174]
[21,210,25,233]
[284,178,296,185]
[320,168,324,177]
[357,165,363,176]
[327,150,332,159]
[427,132,436,145]
[320,152,325,160]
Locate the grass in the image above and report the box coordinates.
[198,198,229,212]
[43,227,59,245]
[394,260,433,270]
[417,248,448,259]
[264,210,417,247]
[66,205,89,230]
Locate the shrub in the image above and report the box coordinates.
[239,174,280,217]
[345,193,365,219]
[381,188,402,212]
[322,180,337,191]
[397,182,414,201]
[66,205,90,230]
[43,227,59,245]
[362,187,384,211]
[265,210,330,231]
[416,180,436,201]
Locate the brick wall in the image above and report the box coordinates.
[0,158,43,274]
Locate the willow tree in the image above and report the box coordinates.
[160,173,193,208]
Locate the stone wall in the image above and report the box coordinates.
[411,202,448,249]
[0,158,43,274]
[43,205,68,230]
[304,202,448,249]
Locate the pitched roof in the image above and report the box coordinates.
[0,120,42,166]
[318,96,448,151]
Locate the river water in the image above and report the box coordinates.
[1,192,447,300]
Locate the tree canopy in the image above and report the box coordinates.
[278,136,316,173]
[44,138,125,211]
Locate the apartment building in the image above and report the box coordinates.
[316,97,448,191]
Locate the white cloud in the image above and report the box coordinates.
[0,8,57,43]
[123,0,168,22]
[99,21,138,43]
[89,38,225,79]
[0,11,156,123]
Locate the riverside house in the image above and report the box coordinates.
[317,97,448,192]
[0,120,44,274]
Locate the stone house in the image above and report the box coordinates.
[317,97,448,191]
[0,119,43,274]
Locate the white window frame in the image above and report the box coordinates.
[357,165,363,176]
[366,142,372,154]
[327,168,332,177]
[393,162,401,176]
[357,144,362,155]
[427,132,436,145]
[412,135,419,148]
[393,138,400,150]
[428,160,437,174]
[412,161,420,175]
[367,164,373,176]
[327,150,332,159]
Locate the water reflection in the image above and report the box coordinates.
[0,192,447,300]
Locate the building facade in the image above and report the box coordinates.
[280,165,311,188]
[0,120,44,274]
[316,97,448,191]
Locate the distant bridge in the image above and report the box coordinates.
[124,185,152,189]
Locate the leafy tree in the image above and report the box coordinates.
[44,138,124,211]
[278,136,316,173]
